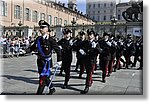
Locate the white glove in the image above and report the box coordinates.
[69,39,73,46]
[120,42,124,45]
[113,41,117,46]
[79,49,86,55]
[106,41,111,46]
[59,46,62,50]
[127,43,130,47]
[92,42,97,48]
[53,61,62,68]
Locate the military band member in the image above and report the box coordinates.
[132,36,142,67]
[57,28,73,89]
[26,20,62,95]
[108,34,117,76]
[99,32,111,83]
[124,34,135,69]
[80,29,101,94]
[114,35,125,71]
[73,31,86,78]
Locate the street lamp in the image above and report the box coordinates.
[71,18,76,37]
[111,16,118,37]
[18,21,22,37]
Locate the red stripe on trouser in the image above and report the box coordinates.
[87,72,93,87]
[39,76,46,86]
[92,64,96,73]
[102,61,109,80]
[116,56,121,69]
[109,58,114,74]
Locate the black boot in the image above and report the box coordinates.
[48,87,56,95]
[102,78,106,83]
[62,82,68,89]
[81,87,89,94]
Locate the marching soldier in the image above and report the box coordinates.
[132,36,142,67]
[99,32,111,83]
[80,29,101,94]
[26,20,62,95]
[137,36,143,70]
[124,34,135,69]
[108,34,117,76]
[114,35,125,71]
[73,31,86,78]
[57,28,73,89]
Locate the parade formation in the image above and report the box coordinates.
[0,19,143,95]
[0,18,143,95]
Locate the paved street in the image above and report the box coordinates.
[0,53,143,95]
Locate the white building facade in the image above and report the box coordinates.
[86,0,116,22]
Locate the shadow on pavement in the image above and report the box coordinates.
[2,75,38,85]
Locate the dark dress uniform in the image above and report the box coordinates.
[81,30,101,94]
[108,35,117,76]
[137,38,143,70]
[57,28,73,88]
[73,31,86,78]
[124,35,135,69]
[114,35,125,71]
[26,20,62,95]
[99,32,111,83]
[132,36,142,67]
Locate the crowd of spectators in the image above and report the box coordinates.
[0,34,36,58]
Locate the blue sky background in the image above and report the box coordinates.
[59,0,131,13]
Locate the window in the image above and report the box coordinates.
[93,16,95,20]
[110,15,113,20]
[98,4,100,8]
[88,4,91,9]
[104,3,106,7]
[98,11,100,13]
[25,8,30,21]
[110,2,113,7]
[103,16,106,20]
[32,11,38,22]
[64,20,67,25]
[93,4,95,8]
[88,11,90,14]
[97,16,100,21]
[104,10,106,13]
[54,17,58,25]
[59,18,62,25]
[40,13,45,20]
[0,0,7,16]
[14,5,21,19]
[93,11,95,14]
[47,15,52,25]
[118,15,121,20]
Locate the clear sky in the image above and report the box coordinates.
[58,0,131,13]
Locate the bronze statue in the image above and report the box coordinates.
[122,1,143,22]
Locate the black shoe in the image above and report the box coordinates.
[62,83,68,89]
[74,69,78,72]
[102,79,106,83]
[58,73,62,76]
[78,75,82,79]
[81,87,89,94]
[131,64,136,67]
[48,87,56,95]
[107,73,110,77]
